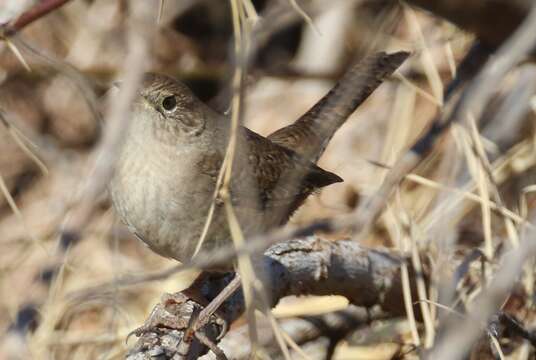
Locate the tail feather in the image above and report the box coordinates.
[268,51,410,163]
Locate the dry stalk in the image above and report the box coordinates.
[1,0,72,36]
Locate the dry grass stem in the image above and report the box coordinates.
[3,1,536,359]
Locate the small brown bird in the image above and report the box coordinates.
[110,51,409,269]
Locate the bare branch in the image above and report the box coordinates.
[126,236,415,359]
[1,0,73,36]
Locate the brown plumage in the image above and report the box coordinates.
[269,51,409,161]
[242,127,342,223]
[109,51,409,269]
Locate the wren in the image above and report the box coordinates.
[109,51,409,269]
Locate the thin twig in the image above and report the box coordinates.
[1,0,73,36]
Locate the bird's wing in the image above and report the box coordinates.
[235,128,341,222]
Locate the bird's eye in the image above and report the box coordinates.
[162,96,177,111]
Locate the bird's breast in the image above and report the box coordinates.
[110,143,219,262]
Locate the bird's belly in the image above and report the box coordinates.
[111,169,270,268]
[110,163,219,263]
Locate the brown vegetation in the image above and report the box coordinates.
[1,1,536,359]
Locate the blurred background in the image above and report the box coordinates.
[0,0,535,359]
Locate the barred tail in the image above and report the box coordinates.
[268,51,410,162]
